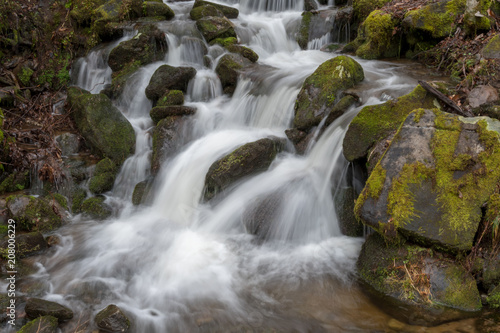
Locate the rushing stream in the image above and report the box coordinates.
[8,0,463,332]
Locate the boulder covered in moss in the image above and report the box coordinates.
[25,298,73,321]
[352,10,398,59]
[297,12,313,50]
[403,0,465,39]
[215,53,251,95]
[196,16,237,43]
[157,90,184,107]
[190,4,224,21]
[142,1,175,20]
[225,44,259,63]
[103,61,142,100]
[192,0,239,19]
[81,197,113,220]
[343,84,436,163]
[89,158,117,194]
[352,0,392,21]
[67,87,135,165]
[293,56,364,131]
[150,105,196,125]
[108,25,168,72]
[355,109,500,252]
[92,0,143,39]
[17,316,59,333]
[145,65,197,103]
[95,304,131,333]
[6,195,64,232]
[71,187,87,214]
[0,232,48,259]
[152,116,189,174]
[481,33,500,59]
[0,171,29,194]
[203,137,286,201]
[357,233,481,325]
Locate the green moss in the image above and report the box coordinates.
[52,193,68,210]
[0,171,29,194]
[226,44,259,63]
[18,67,34,86]
[89,158,117,194]
[487,285,500,308]
[441,265,482,310]
[7,195,63,232]
[157,90,184,107]
[365,164,386,199]
[18,316,59,333]
[190,4,223,21]
[0,225,7,237]
[209,37,237,47]
[355,10,397,60]
[71,187,87,214]
[297,11,312,50]
[353,0,392,21]
[81,196,112,220]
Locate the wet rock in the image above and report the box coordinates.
[95,304,131,332]
[285,128,310,154]
[152,116,189,174]
[343,84,436,163]
[473,103,500,121]
[190,4,224,21]
[145,65,197,103]
[353,0,392,21]
[46,235,61,247]
[215,53,252,95]
[142,1,175,20]
[0,231,48,258]
[132,178,153,205]
[334,186,363,237]
[468,85,499,108]
[25,298,73,321]
[93,0,143,39]
[156,90,184,107]
[56,132,80,156]
[355,109,500,252]
[203,137,286,201]
[71,187,87,214]
[0,171,29,194]
[304,0,318,11]
[104,61,142,99]
[192,0,239,19]
[196,16,237,43]
[150,105,196,125]
[17,316,59,333]
[6,195,64,232]
[66,87,136,165]
[482,34,500,59]
[81,196,113,220]
[297,12,313,50]
[225,44,259,63]
[352,10,398,59]
[293,56,364,131]
[89,158,117,194]
[108,24,168,72]
[357,233,481,326]
[243,191,282,240]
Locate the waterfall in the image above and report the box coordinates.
[24,1,425,332]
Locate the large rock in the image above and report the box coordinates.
[156,90,184,107]
[403,0,466,39]
[196,16,237,43]
[468,85,499,108]
[353,0,392,21]
[0,171,29,194]
[192,0,239,19]
[293,56,364,131]
[108,25,168,72]
[25,298,73,321]
[145,65,197,103]
[190,4,224,21]
[357,233,481,326]
[152,116,189,174]
[81,196,113,220]
[93,0,143,39]
[132,178,154,205]
[95,304,131,332]
[353,10,398,59]
[0,232,48,258]
[6,195,64,232]
[482,34,500,59]
[17,316,58,333]
[142,1,175,20]
[150,105,196,125]
[355,109,500,252]
[343,84,436,163]
[203,137,286,201]
[88,158,117,194]
[215,53,251,95]
[67,87,135,165]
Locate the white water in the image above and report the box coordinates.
[14,1,427,332]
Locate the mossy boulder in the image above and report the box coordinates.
[6,195,64,232]
[357,233,481,325]
[0,232,47,259]
[196,16,237,43]
[95,304,131,333]
[464,0,493,32]
[150,105,196,124]
[343,84,436,163]
[190,4,224,21]
[355,109,500,252]
[145,65,197,103]
[225,44,259,63]
[203,137,286,201]
[67,87,136,165]
[403,0,466,39]
[108,25,168,72]
[297,12,313,50]
[0,171,29,194]
[17,316,58,333]
[192,0,239,19]
[25,298,73,321]
[152,116,189,174]
[93,0,143,39]
[104,61,142,99]
[142,1,175,20]
[157,90,184,107]
[215,53,251,95]
[88,158,117,194]
[481,33,500,59]
[81,197,113,220]
[71,187,87,214]
[354,10,398,59]
[293,56,364,131]
[353,0,392,21]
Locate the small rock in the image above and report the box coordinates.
[468,85,499,108]
[25,298,73,321]
[56,133,80,156]
[95,304,131,332]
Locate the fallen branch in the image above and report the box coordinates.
[418,80,473,117]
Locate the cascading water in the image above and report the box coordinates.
[12,0,438,332]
